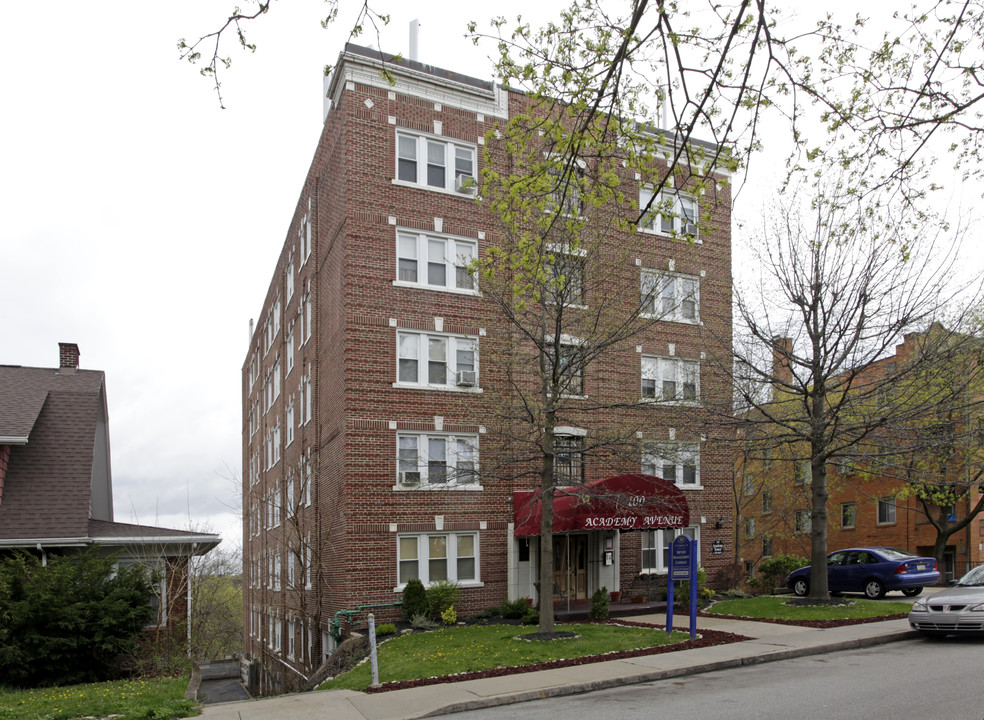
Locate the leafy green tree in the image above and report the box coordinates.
[0,549,153,687]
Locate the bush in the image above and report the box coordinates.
[425,580,460,621]
[441,605,457,625]
[499,598,530,619]
[520,606,540,625]
[410,613,439,630]
[675,567,708,607]
[588,586,609,620]
[375,623,397,637]
[0,549,153,687]
[401,578,427,619]
[757,555,808,592]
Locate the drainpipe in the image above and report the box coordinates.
[36,543,47,566]
[187,543,196,658]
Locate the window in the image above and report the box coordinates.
[793,460,810,486]
[641,356,699,403]
[554,435,584,484]
[641,526,699,573]
[641,270,699,322]
[547,165,584,217]
[556,343,585,396]
[742,474,754,496]
[286,260,295,301]
[396,231,477,292]
[744,518,755,538]
[795,509,811,534]
[762,536,773,558]
[286,326,295,374]
[397,433,479,486]
[639,188,698,238]
[396,331,478,388]
[547,247,586,306]
[642,444,700,487]
[396,131,476,193]
[286,403,295,446]
[841,502,856,529]
[877,497,897,525]
[397,532,479,586]
[762,491,773,514]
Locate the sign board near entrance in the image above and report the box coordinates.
[670,535,692,581]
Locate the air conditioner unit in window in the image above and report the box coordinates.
[456,370,477,387]
[684,222,699,236]
[455,176,476,194]
[399,471,421,486]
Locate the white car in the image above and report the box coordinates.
[909,565,984,636]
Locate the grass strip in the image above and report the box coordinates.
[0,675,196,720]
[321,622,692,692]
[705,596,912,621]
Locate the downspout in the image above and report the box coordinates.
[187,543,196,658]
[36,543,47,567]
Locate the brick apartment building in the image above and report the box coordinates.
[241,44,734,691]
[736,330,984,585]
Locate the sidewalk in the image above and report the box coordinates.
[198,611,919,720]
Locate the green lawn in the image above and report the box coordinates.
[0,676,196,720]
[705,596,912,621]
[321,623,692,691]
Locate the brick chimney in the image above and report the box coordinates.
[771,336,793,395]
[58,342,80,373]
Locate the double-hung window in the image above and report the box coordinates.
[641,356,699,403]
[397,532,479,586]
[396,131,476,193]
[641,270,699,322]
[639,188,699,239]
[795,509,811,534]
[553,341,585,396]
[397,433,479,486]
[877,497,897,525]
[397,231,477,292]
[396,331,478,388]
[554,435,584,484]
[642,443,700,487]
[547,246,586,306]
[641,527,699,573]
[841,502,856,529]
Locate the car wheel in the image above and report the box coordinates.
[792,578,809,597]
[864,579,886,599]
[902,587,922,598]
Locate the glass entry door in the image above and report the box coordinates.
[553,535,588,601]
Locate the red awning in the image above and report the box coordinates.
[513,473,690,537]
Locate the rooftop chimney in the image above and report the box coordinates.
[409,19,420,62]
[58,342,80,373]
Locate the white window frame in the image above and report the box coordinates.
[396,432,480,488]
[641,270,700,323]
[395,331,479,390]
[286,259,295,301]
[639,187,699,240]
[546,243,586,308]
[395,130,477,195]
[642,443,701,488]
[641,526,700,574]
[395,532,481,589]
[395,230,478,293]
[286,326,295,375]
[641,356,700,404]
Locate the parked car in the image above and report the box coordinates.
[909,565,984,636]
[786,547,940,599]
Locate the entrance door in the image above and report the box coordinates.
[554,535,588,601]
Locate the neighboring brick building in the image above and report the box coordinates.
[241,44,734,692]
[0,343,220,631]
[736,330,984,585]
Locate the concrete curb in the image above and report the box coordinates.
[415,629,919,718]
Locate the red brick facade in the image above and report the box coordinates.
[242,44,734,693]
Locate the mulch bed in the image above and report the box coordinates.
[362,621,751,693]
[698,610,907,628]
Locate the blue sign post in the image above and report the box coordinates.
[666,535,697,639]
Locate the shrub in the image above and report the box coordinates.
[410,613,439,630]
[375,623,397,637]
[401,578,427,619]
[520,606,540,625]
[499,598,530,619]
[675,567,708,607]
[441,604,457,625]
[588,586,610,620]
[426,579,460,621]
[757,555,808,591]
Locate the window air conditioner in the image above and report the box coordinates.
[399,471,421,485]
[456,370,477,386]
[684,222,699,237]
[455,176,476,194]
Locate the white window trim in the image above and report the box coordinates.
[641,355,700,405]
[638,187,700,242]
[394,531,483,590]
[544,243,587,309]
[640,269,701,324]
[394,432,481,489]
[393,330,481,391]
[641,526,700,574]
[394,130,477,196]
[393,229,479,294]
[642,443,702,489]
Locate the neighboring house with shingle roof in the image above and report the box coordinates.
[0,342,220,630]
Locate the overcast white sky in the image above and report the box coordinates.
[0,1,562,550]
[2,1,977,552]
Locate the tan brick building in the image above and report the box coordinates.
[241,44,734,692]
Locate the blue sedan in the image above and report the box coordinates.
[786,547,940,599]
